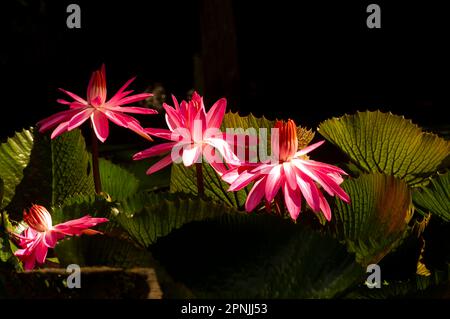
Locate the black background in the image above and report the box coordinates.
[0,0,446,140]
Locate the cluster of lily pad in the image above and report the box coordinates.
[0,65,448,298]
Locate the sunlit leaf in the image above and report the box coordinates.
[0,128,141,219]
[318,111,450,186]
[0,178,4,207]
[51,130,95,205]
[99,158,140,201]
[1,129,95,218]
[0,128,34,209]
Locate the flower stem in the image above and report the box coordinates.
[91,126,102,194]
[196,163,205,197]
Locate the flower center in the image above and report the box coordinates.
[23,205,53,232]
[274,119,298,162]
[87,68,107,106]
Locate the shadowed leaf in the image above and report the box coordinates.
[332,174,413,265]
[413,172,450,222]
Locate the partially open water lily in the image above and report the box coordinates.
[133,92,240,175]
[37,64,157,142]
[223,119,350,221]
[13,204,108,270]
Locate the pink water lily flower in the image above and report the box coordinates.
[13,204,108,270]
[223,119,350,221]
[133,92,240,175]
[37,64,157,142]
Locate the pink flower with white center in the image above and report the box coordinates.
[13,204,108,270]
[37,65,157,142]
[222,119,350,221]
[133,92,240,175]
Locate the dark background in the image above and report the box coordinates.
[0,0,446,141]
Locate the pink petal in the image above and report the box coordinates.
[23,255,36,271]
[206,98,226,128]
[191,114,205,143]
[117,77,135,93]
[146,154,174,175]
[56,216,107,228]
[104,110,139,128]
[145,128,177,141]
[250,163,276,175]
[291,159,343,199]
[222,168,241,184]
[117,93,152,105]
[163,103,183,130]
[14,248,28,257]
[91,96,103,107]
[14,231,43,270]
[245,177,267,212]
[204,138,240,166]
[128,122,154,141]
[294,140,325,157]
[107,106,158,114]
[282,162,298,190]
[283,182,301,220]
[314,170,350,203]
[68,108,93,131]
[265,164,283,202]
[37,108,81,132]
[59,88,88,104]
[23,228,39,241]
[318,191,332,221]
[182,144,201,167]
[295,169,321,212]
[108,77,136,104]
[87,64,107,105]
[53,216,108,236]
[221,163,257,183]
[203,148,228,176]
[57,99,71,105]
[203,127,225,140]
[43,231,60,248]
[223,132,259,162]
[34,237,48,264]
[271,126,280,160]
[327,172,344,185]
[299,159,348,175]
[70,102,89,109]
[179,100,189,118]
[107,89,134,106]
[188,95,207,140]
[228,169,261,192]
[133,142,177,160]
[50,121,70,139]
[103,110,151,141]
[191,91,202,102]
[171,94,180,111]
[209,160,228,176]
[91,111,109,143]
